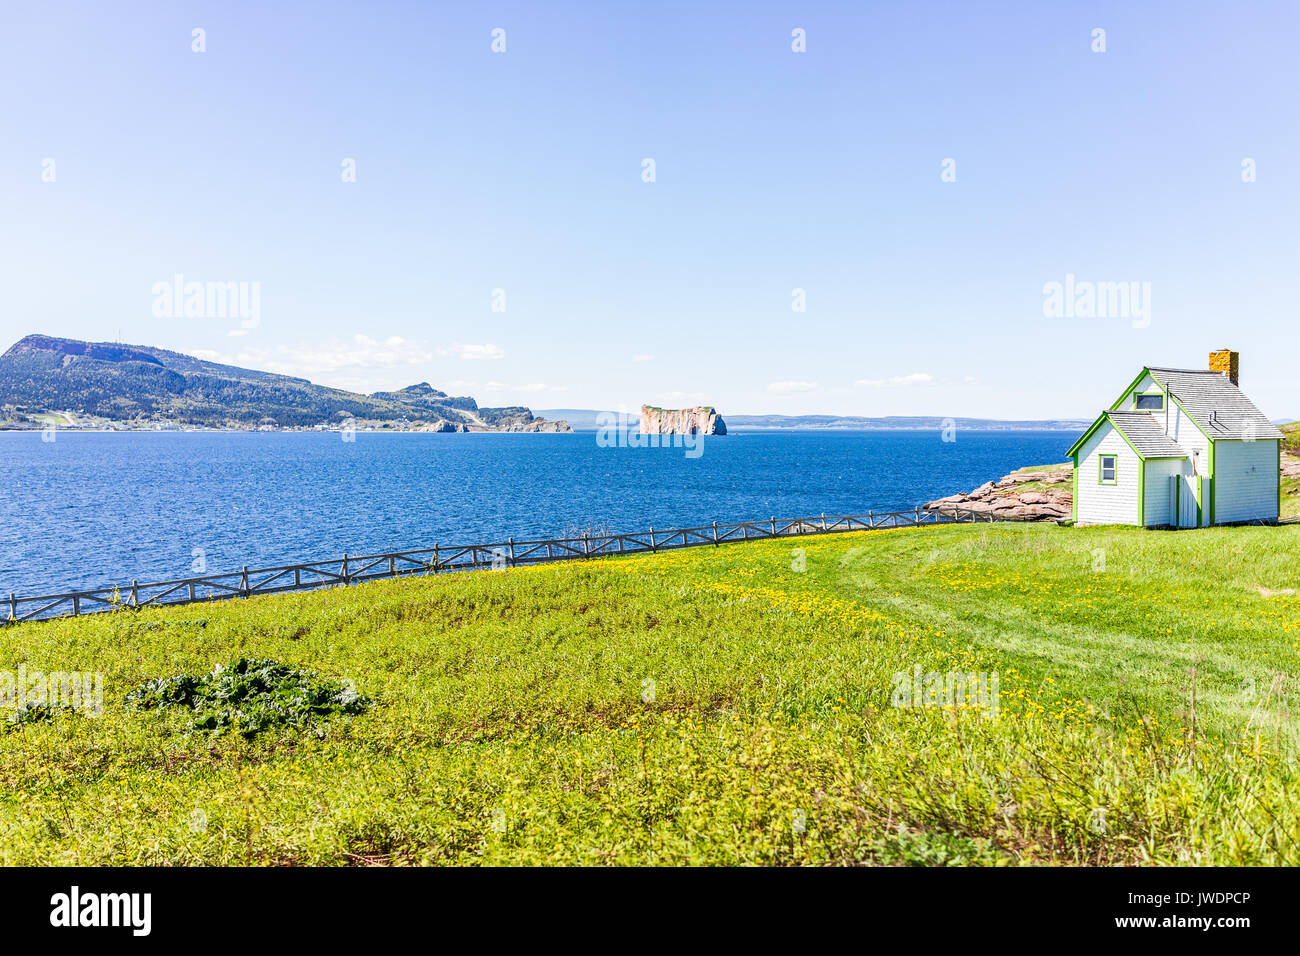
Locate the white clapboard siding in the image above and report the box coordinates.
[1214,439,1279,523]
[1143,458,1181,526]
[1076,423,1141,525]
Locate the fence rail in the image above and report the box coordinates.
[4,506,1009,625]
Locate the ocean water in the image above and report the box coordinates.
[0,429,1073,597]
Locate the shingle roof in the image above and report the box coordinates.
[1105,410,1189,458]
[1145,368,1283,440]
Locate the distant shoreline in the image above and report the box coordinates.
[1,425,1084,435]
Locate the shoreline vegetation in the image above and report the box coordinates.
[2,522,1297,865]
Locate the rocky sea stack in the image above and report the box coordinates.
[639,405,726,436]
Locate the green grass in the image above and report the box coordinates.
[2,523,1298,866]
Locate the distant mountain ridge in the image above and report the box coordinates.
[0,334,564,430]
[535,409,1092,431]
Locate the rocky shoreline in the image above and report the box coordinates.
[924,467,1073,522]
[410,418,572,433]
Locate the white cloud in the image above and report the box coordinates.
[445,380,568,395]
[855,372,934,388]
[236,335,434,377]
[631,353,655,362]
[187,334,434,382]
[439,343,505,361]
[767,380,819,393]
[482,381,567,394]
[653,391,708,404]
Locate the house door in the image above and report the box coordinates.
[1168,475,1200,528]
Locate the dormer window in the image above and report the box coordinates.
[1134,392,1165,411]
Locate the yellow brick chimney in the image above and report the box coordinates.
[1209,348,1239,386]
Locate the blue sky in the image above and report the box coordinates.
[2,1,1297,418]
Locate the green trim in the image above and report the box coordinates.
[1110,423,1146,461]
[1208,441,1216,525]
[1279,439,1283,520]
[1098,454,1118,484]
[1133,390,1166,412]
[1196,475,1203,528]
[1066,411,1111,459]
[1175,475,1180,527]
[1071,456,1078,522]
[1109,367,1152,411]
[1137,458,1146,526]
[1067,410,1188,463]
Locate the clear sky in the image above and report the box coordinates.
[2,1,1297,419]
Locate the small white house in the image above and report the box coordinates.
[1067,350,1282,527]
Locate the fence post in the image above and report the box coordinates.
[821,512,827,530]
[7,592,14,622]
[583,533,590,557]
[508,537,515,566]
[389,555,396,576]
[342,553,349,583]
[73,594,80,616]
[189,581,196,602]
[649,528,656,552]
[240,567,249,597]
[433,544,439,573]
[712,520,718,546]
[131,579,139,608]
[868,510,874,528]
[770,516,776,536]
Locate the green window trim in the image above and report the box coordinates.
[1138,458,1146,525]
[1071,457,1078,522]
[1098,454,1118,484]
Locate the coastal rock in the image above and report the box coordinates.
[923,466,1073,522]
[640,405,726,436]
[501,418,573,433]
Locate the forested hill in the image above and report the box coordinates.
[0,334,542,429]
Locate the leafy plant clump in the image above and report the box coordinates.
[126,657,370,737]
[4,701,77,731]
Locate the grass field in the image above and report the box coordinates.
[2,522,1298,866]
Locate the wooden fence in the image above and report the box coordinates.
[4,506,1007,625]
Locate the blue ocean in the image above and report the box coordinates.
[0,429,1072,597]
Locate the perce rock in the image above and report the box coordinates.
[639,405,727,436]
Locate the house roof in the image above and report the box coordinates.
[1103,410,1189,458]
[1144,368,1283,440]
[1066,409,1189,459]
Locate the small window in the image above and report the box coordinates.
[1099,455,1117,484]
[1134,392,1164,411]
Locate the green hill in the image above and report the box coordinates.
[3,522,1297,865]
[0,334,540,429]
